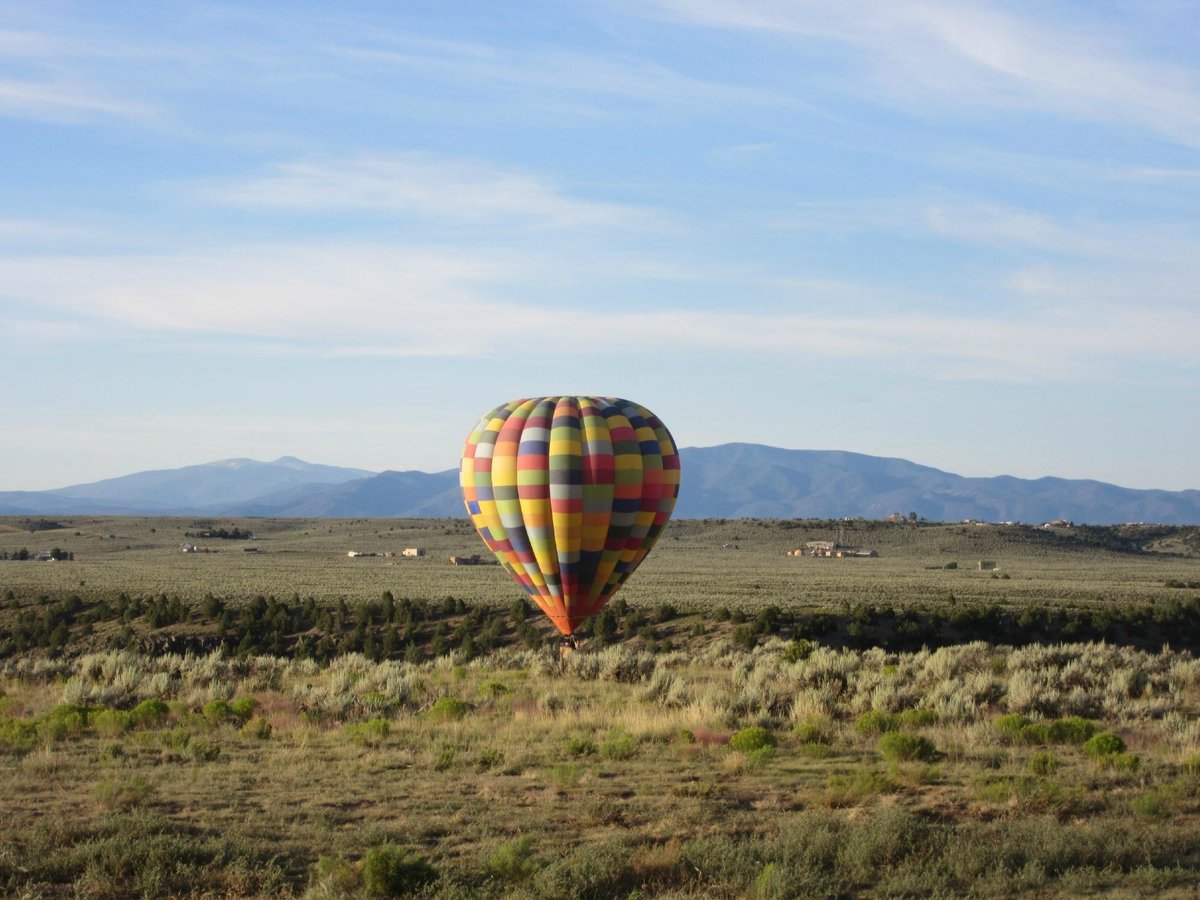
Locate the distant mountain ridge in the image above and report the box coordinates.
[0,457,373,515]
[1,445,1197,524]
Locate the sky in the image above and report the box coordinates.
[2,1,1198,492]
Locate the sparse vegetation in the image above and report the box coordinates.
[1,515,1199,895]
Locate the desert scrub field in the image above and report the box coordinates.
[2,639,1199,897]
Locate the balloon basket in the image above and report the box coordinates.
[558,635,580,659]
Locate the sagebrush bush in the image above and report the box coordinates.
[600,728,638,760]
[879,732,936,762]
[532,839,634,898]
[1129,789,1171,821]
[730,726,776,753]
[0,717,40,753]
[1027,751,1059,776]
[427,697,469,721]
[360,845,437,897]
[130,698,169,728]
[189,738,220,762]
[1049,716,1096,744]
[344,718,390,747]
[93,774,154,810]
[241,717,272,740]
[1111,752,1140,772]
[201,699,232,725]
[92,709,133,737]
[565,735,597,757]
[794,715,834,744]
[827,770,898,807]
[229,696,258,722]
[1083,732,1126,758]
[898,708,937,729]
[488,835,540,881]
[855,711,898,736]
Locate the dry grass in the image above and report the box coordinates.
[1,638,1198,896]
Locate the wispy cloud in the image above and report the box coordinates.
[188,154,662,229]
[0,77,155,123]
[0,23,159,124]
[2,239,1195,381]
[642,0,1200,147]
[327,35,784,111]
[924,204,1200,267]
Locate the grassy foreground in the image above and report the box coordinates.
[2,639,1199,897]
[2,516,1200,896]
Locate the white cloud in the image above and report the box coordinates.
[189,155,661,229]
[328,36,784,111]
[2,239,1195,381]
[924,204,1200,266]
[0,77,155,122]
[641,0,1200,147]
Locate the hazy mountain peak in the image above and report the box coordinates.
[1,446,1196,522]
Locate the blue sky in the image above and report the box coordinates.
[2,1,1198,491]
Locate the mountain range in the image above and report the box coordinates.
[1,446,1197,524]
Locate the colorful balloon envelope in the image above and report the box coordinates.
[460,396,680,636]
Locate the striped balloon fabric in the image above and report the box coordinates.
[460,396,681,636]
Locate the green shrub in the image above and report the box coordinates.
[1083,732,1126,758]
[599,728,637,760]
[241,717,272,740]
[743,746,776,770]
[433,746,456,771]
[93,709,134,737]
[828,770,897,807]
[427,697,469,721]
[1130,789,1171,821]
[1028,751,1059,776]
[1019,722,1051,745]
[1183,754,1200,776]
[48,703,90,734]
[1111,752,1141,772]
[312,855,360,894]
[1049,716,1096,744]
[0,717,40,753]
[729,727,776,753]
[189,738,221,762]
[229,696,258,722]
[476,747,504,771]
[565,735,597,757]
[794,715,834,744]
[488,835,540,881]
[201,699,232,725]
[995,713,1050,745]
[532,839,633,899]
[100,741,124,759]
[160,726,191,751]
[898,708,937,729]
[345,718,390,747]
[93,774,155,810]
[547,763,585,789]
[360,845,437,897]
[480,680,510,698]
[130,698,170,728]
[994,713,1031,737]
[782,639,814,663]
[879,732,936,762]
[854,711,898,736]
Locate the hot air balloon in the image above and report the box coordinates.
[460,396,680,642]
